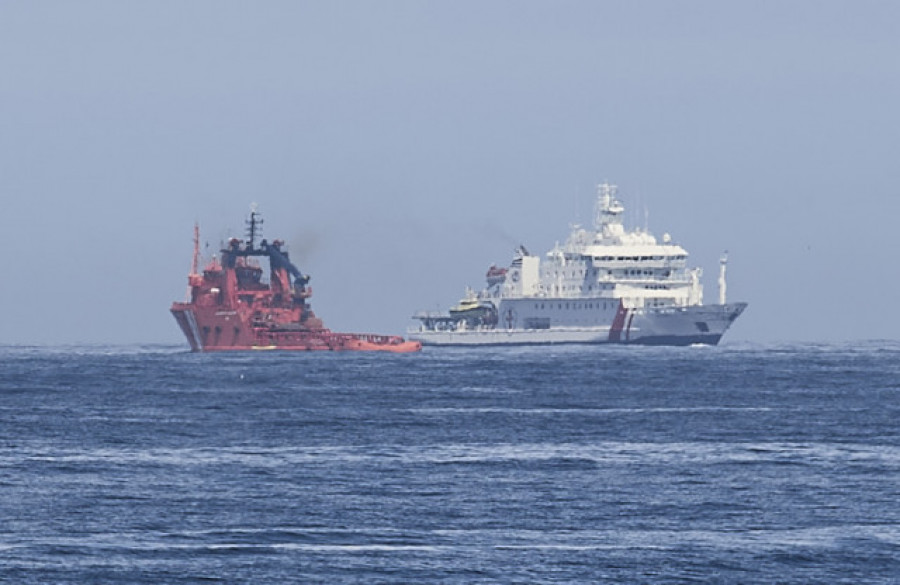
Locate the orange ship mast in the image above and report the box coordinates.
[186,222,200,302]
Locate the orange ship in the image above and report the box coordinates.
[171,209,421,353]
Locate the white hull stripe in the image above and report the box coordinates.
[185,310,203,351]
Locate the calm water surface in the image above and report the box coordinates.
[2,342,899,583]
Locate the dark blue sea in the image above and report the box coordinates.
[2,342,899,584]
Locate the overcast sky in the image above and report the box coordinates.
[2,1,898,345]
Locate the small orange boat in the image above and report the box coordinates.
[171,209,421,353]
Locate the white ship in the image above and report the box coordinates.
[410,182,746,346]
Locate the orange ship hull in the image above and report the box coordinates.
[171,304,421,353]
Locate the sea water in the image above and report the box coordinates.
[1,342,899,583]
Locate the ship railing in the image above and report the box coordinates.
[412,311,453,319]
[345,333,405,344]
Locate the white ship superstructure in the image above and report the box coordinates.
[411,183,746,346]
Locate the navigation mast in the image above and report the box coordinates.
[246,203,263,249]
[186,222,201,302]
[719,251,728,305]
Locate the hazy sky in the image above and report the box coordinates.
[2,1,898,345]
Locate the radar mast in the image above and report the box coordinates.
[245,203,263,249]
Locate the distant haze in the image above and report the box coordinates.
[2,1,898,344]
